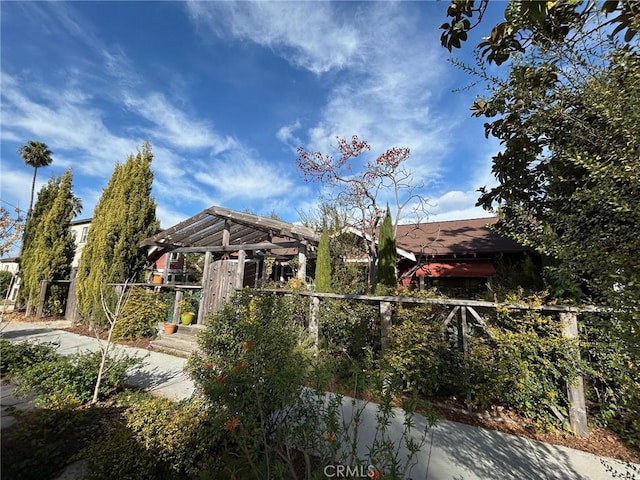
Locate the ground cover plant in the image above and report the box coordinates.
[0,339,139,479]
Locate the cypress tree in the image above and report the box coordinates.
[76,142,158,323]
[20,170,81,305]
[377,206,397,288]
[314,229,332,292]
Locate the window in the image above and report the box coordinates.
[80,226,88,243]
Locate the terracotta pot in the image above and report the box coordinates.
[164,322,177,334]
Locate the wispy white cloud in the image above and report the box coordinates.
[276,120,302,150]
[0,169,42,215]
[188,2,451,189]
[194,149,295,201]
[122,92,237,152]
[156,204,190,230]
[186,2,360,75]
[1,72,139,178]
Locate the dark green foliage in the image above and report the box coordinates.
[383,303,459,396]
[84,419,171,480]
[0,270,13,298]
[112,287,168,340]
[16,350,138,407]
[456,8,639,438]
[19,171,81,306]
[379,292,588,431]
[76,142,158,324]
[188,290,316,478]
[1,405,104,480]
[318,298,379,361]
[314,229,331,292]
[376,206,397,289]
[464,313,584,431]
[329,231,368,294]
[85,394,217,480]
[440,1,638,64]
[583,313,640,448]
[0,339,58,376]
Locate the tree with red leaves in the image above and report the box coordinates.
[296,135,428,290]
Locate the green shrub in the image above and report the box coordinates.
[16,350,138,407]
[85,394,218,479]
[318,299,379,359]
[383,317,453,396]
[188,290,315,478]
[43,283,68,317]
[1,406,104,480]
[464,310,586,430]
[0,270,13,298]
[84,419,173,480]
[583,312,640,448]
[0,339,58,377]
[112,287,168,340]
[124,395,219,476]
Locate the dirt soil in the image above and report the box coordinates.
[3,311,639,464]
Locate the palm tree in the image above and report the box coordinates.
[19,141,53,216]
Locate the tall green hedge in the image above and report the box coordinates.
[314,229,331,292]
[376,206,397,288]
[19,170,80,306]
[76,142,158,324]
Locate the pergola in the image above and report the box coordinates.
[141,205,320,322]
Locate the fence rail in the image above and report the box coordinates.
[260,288,593,437]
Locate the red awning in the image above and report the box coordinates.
[416,261,495,278]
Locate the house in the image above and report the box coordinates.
[147,247,191,284]
[395,217,531,293]
[0,256,20,302]
[69,218,92,270]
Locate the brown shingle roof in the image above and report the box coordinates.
[395,217,527,257]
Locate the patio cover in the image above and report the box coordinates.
[141,205,320,253]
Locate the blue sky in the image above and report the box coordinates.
[1,1,505,246]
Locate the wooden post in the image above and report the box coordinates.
[173,290,183,324]
[297,242,307,280]
[380,301,392,351]
[236,250,246,289]
[459,306,469,354]
[197,251,212,325]
[35,280,49,319]
[560,312,588,437]
[25,292,33,317]
[222,220,230,248]
[65,272,80,322]
[309,295,320,352]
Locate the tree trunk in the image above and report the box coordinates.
[28,167,38,216]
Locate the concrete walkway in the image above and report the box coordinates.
[1,320,637,480]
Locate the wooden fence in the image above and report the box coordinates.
[29,278,594,437]
[263,289,596,437]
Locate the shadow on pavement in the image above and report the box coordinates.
[431,420,585,480]
[126,366,186,391]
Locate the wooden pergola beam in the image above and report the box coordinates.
[172,241,303,253]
